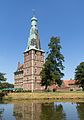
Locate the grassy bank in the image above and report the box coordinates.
[3,91,84,100]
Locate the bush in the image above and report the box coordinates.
[15,88,23,92]
[70,89,73,91]
[22,90,31,92]
[44,88,52,92]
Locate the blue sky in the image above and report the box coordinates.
[0,0,84,83]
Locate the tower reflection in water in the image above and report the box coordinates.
[13,101,66,120]
[13,102,41,120]
[0,101,83,120]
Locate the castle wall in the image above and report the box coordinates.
[14,68,23,89]
[23,49,44,91]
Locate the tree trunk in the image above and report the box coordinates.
[45,85,48,90]
[82,86,84,91]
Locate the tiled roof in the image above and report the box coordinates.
[63,80,75,87]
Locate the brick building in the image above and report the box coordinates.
[14,16,45,91]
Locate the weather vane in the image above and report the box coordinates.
[32,9,36,17]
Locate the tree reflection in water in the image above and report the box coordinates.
[0,108,4,120]
[40,102,66,120]
[13,102,66,120]
[12,101,84,120]
[76,102,84,120]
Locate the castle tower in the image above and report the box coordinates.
[23,16,45,91]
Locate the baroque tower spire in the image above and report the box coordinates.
[14,14,45,92]
[26,16,41,51]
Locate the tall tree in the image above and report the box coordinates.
[40,37,64,90]
[75,62,84,90]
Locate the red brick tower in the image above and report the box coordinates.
[23,16,45,91]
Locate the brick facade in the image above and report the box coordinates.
[14,49,45,91]
[14,63,23,89]
[23,49,45,91]
[14,16,45,91]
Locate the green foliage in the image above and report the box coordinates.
[40,37,64,89]
[0,73,6,82]
[0,72,14,89]
[75,62,84,90]
[40,60,52,89]
[15,88,23,92]
[0,82,14,89]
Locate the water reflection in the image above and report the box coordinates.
[0,108,4,120]
[13,102,41,120]
[54,102,79,120]
[40,103,66,120]
[0,101,84,120]
[0,104,15,120]
[76,102,84,120]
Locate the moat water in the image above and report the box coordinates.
[0,100,84,120]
